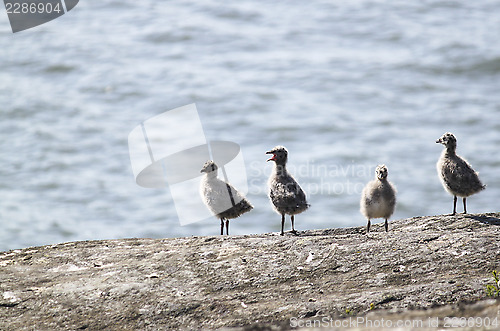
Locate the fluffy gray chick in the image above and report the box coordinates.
[266,146,309,235]
[436,132,485,215]
[360,164,396,233]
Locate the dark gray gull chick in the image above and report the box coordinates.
[436,132,485,215]
[266,146,309,235]
[200,160,253,235]
[360,164,396,233]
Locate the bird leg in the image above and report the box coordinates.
[225,220,230,235]
[291,215,298,235]
[366,219,371,233]
[384,219,388,232]
[463,197,467,214]
[452,195,457,215]
[220,219,224,235]
[281,214,285,236]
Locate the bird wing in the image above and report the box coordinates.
[270,177,308,207]
[223,182,246,204]
[441,157,483,193]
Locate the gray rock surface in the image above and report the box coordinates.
[1,213,500,330]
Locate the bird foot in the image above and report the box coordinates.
[290,229,299,236]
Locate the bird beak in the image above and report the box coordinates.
[266,151,276,162]
[436,138,441,144]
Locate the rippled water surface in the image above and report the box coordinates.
[1,0,500,251]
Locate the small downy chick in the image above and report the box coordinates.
[360,165,396,233]
[266,146,309,235]
[200,160,253,235]
[436,132,485,215]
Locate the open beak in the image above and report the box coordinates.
[436,138,441,144]
[266,151,276,162]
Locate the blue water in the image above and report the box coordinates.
[1,0,500,251]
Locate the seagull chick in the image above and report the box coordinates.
[436,132,485,215]
[200,160,253,235]
[266,146,309,235]
[360,165,396,233]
